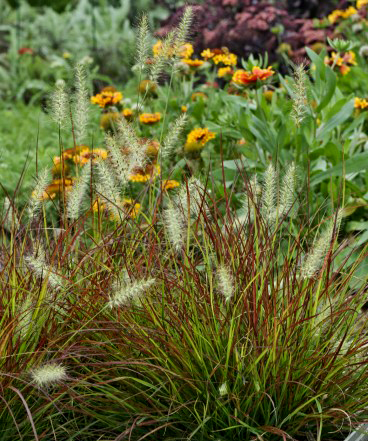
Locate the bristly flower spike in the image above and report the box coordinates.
[67,161,91,220]
[73,60,90,143]
[50,79,69,127]
[31,363,67,388]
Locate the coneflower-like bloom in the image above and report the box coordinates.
[73,61,90,143]
[67,161,91,220]
[31,363,67,387]
[50,79,69,127]
[91,89,123,108]
[217,264,234,302]
[300,209,343,279]
[161,113,187,158]
[28,169,51,218]
[25,245,64,290]
[108,277,155,308]
[232,66,274,86]
[184,128,215,152]
[139,112,161,125]
[164,201,185,252]
[162,180,180,191]
[291,64,308,128]
[261,163,277,223]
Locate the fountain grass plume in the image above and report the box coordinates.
[73,61,90,143]
[300,209,343,279]
[50,79,69,127]
[95,159,122,220]
[291,64,309,128]
[162,113,187,158]
[28,169,51,218]
[217,264,234,302]
[261,163,277,223]
[164,200,185,252]
[67,161,91,220]
[150,30,176,84]
[279,162,297,217]
[135,14,151,71]
[108,276,156,308]
[25,244,63,290]
[173,6,193,53]
[31,363,67,388]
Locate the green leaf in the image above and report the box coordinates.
[316,99,354,141]
[310,151,368,185]
[316,66,336,112]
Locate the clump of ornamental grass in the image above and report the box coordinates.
[74,174,368,441]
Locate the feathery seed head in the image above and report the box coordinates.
[50,79,69,127]
[109,277,155,308]
[31,363,67,388]
[162,113,187,158]
[28,169,51,218]
[279,162,297,217]
[291,64,309,128]
[73,61,90,143]
[262,164,277,223]
[67,161,91,219]
[164,200,185,252]
[173,6,193,54]
[217,264,234,301]
[135,14,151,71]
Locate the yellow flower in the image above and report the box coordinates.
[184,128,216,152]
[201,49,215,60]
[357,0,368,8]
[212,53,237,66]
[92,197,106,212]
[263,90,274,102]
[181,58,204,68]
[139,112,161,125]
[62,145,89,160]
[162,179,180,191]
[328,6,357,23]
[33,178,75,200]
[324,51,357,75]
[181,105,188,113]
[129,164,161,183]
[63,51,72,59]
[91,90,123,108]
[355,97,368,109]
[122,108,133,120]
[217,66,233,78]
[73,148,108,165]
[179,43,194,58]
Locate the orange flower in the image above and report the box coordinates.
[91,90,123,108]
[129,164,161,183]
[73,148,108,165]
[62,145,89,160]
[182,58,204,68]
[122,108,133,120]
[162,179,180,191]
[139,112,161,125]
[184,128,216,152]
[232,66,275,85]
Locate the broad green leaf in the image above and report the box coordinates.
[316,99,354,141]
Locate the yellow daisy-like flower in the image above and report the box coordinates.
[62,145,89,160]
[122,108,133,120]
[355,97,368,109]
[162,179,180,191]
[138,79,157,96]
[181,105,188,113]
[179,43,194,59]
[33,178,74,201]
[201,49,215,60]
[91,90,123,108]
[328,6,358,24]
[357,0,368,8]
[182,58,204,68]
[139,112,161,125]
[73,148,108,165]
[129,164,161,183]
[212,53,237,66]
[184,128,216,152]
[217,66,233,78]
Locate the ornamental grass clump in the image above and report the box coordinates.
[72,175,367,441]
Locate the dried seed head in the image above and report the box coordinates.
[31,363,67,388]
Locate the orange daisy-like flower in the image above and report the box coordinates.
[232,66,275,85]
[62,145,89,160]
[182,58,204,68]
[73,148,108,165]
[212,53,237,66]
[178,43,194,59]
[201,49,215,60]
[33,178,75,201]
[129,164,161,183]
[181,105,188,113]
[162,179,180,191]
[184,128,216,152]
[91,90,123,108]
[324,51,357,75]
[139,112,161,125]
[121,199,141,219]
